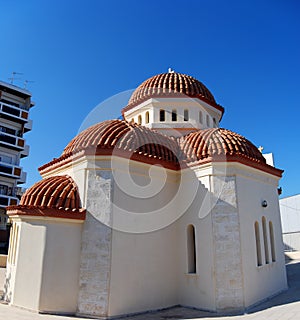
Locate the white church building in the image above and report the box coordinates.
[3,71,287,318]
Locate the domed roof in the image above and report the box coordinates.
[7,175,86,219]
[180,128,266,164]
[38,123,282,177]
[39,120,180,173]
[123,72,224,114]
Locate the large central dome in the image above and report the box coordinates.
[123,71,223,114]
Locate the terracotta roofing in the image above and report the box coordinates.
[178,128,283,176]
[122,72,224,114]
[180,128,266,164]
[7,175,86,220]
[39,120,180,173]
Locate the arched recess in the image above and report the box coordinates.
[262,216,269,264]
[254,221,262,266]
[269,221,276,262]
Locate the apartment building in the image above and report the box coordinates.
[0,81,33,252]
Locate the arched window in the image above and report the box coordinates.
[184,109,189,121]
[262,216,269,264]
[145,111,150,124]
[172,109,177,121]
[187,224,196,273]
[160,109,165,122]
[269,221,276,262]
[213,117,217,128]
[199,111,203,124]
[254,221,262,266]
[138,115,142,125]
[206,114,210,127]
[131,118,134,123]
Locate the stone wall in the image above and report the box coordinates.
[77,170,113,317]
[211,175,244,311]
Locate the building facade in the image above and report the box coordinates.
[280,194,300,251]
[0,81,33,252]
[3,71,287,317]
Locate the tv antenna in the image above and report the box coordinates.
[8,71,23,84]
[24,80,35,89]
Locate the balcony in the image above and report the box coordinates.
[0,132,25,151]
[17,171,27,184]
[0,194,18,209]
[20,144,30,158]
[0,162,22,180]
[24,119,33,133]
[0,186,20,209]
[0,101,29,124]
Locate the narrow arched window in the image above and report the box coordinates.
[254,221,262,266]
[269,221,276,262]
[145,111,149,124]
[213,117,217,128]
[199,111,203,124]
[138,115,142,125]
[172,109,177,121]
[131,118,134,123]
[160,109,165,122]
[187,224,196,273]
[262,216,269,264]
[184,109,189,121]
[206,114,210,127]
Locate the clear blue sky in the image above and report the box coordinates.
[1,0,299,198]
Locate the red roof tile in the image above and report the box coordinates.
[180,128,266,163]
[179,128,283,177]
[122,72,224,115]
[39,120,181,173]
[7,175,86,220]
[39,121,282,178]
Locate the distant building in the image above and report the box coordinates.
[280,194,300,251]
[0,81,34,252]
[4,71,287,317]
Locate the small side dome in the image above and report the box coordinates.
[180,128,266,164]
[7,175,86,220]
[20,175,83,211]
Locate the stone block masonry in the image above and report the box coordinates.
[77,171,113,317]
[211,176,244,311]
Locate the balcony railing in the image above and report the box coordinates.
[0,101,29,123]
[0,132,25,151]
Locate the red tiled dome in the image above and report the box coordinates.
[39,120,180,173]
[20,175,82,210]
[7,175,86,219]
[123,72,224,114]
[180,128,266,164]
[38,123,282,177]
[62,119,179,163]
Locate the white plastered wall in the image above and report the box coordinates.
[234,164,287,307]
[38,155,287,316]
[5,216,83,314]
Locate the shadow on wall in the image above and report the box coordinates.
[2,270,11,303]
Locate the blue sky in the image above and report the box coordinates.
[0,0,299,197]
